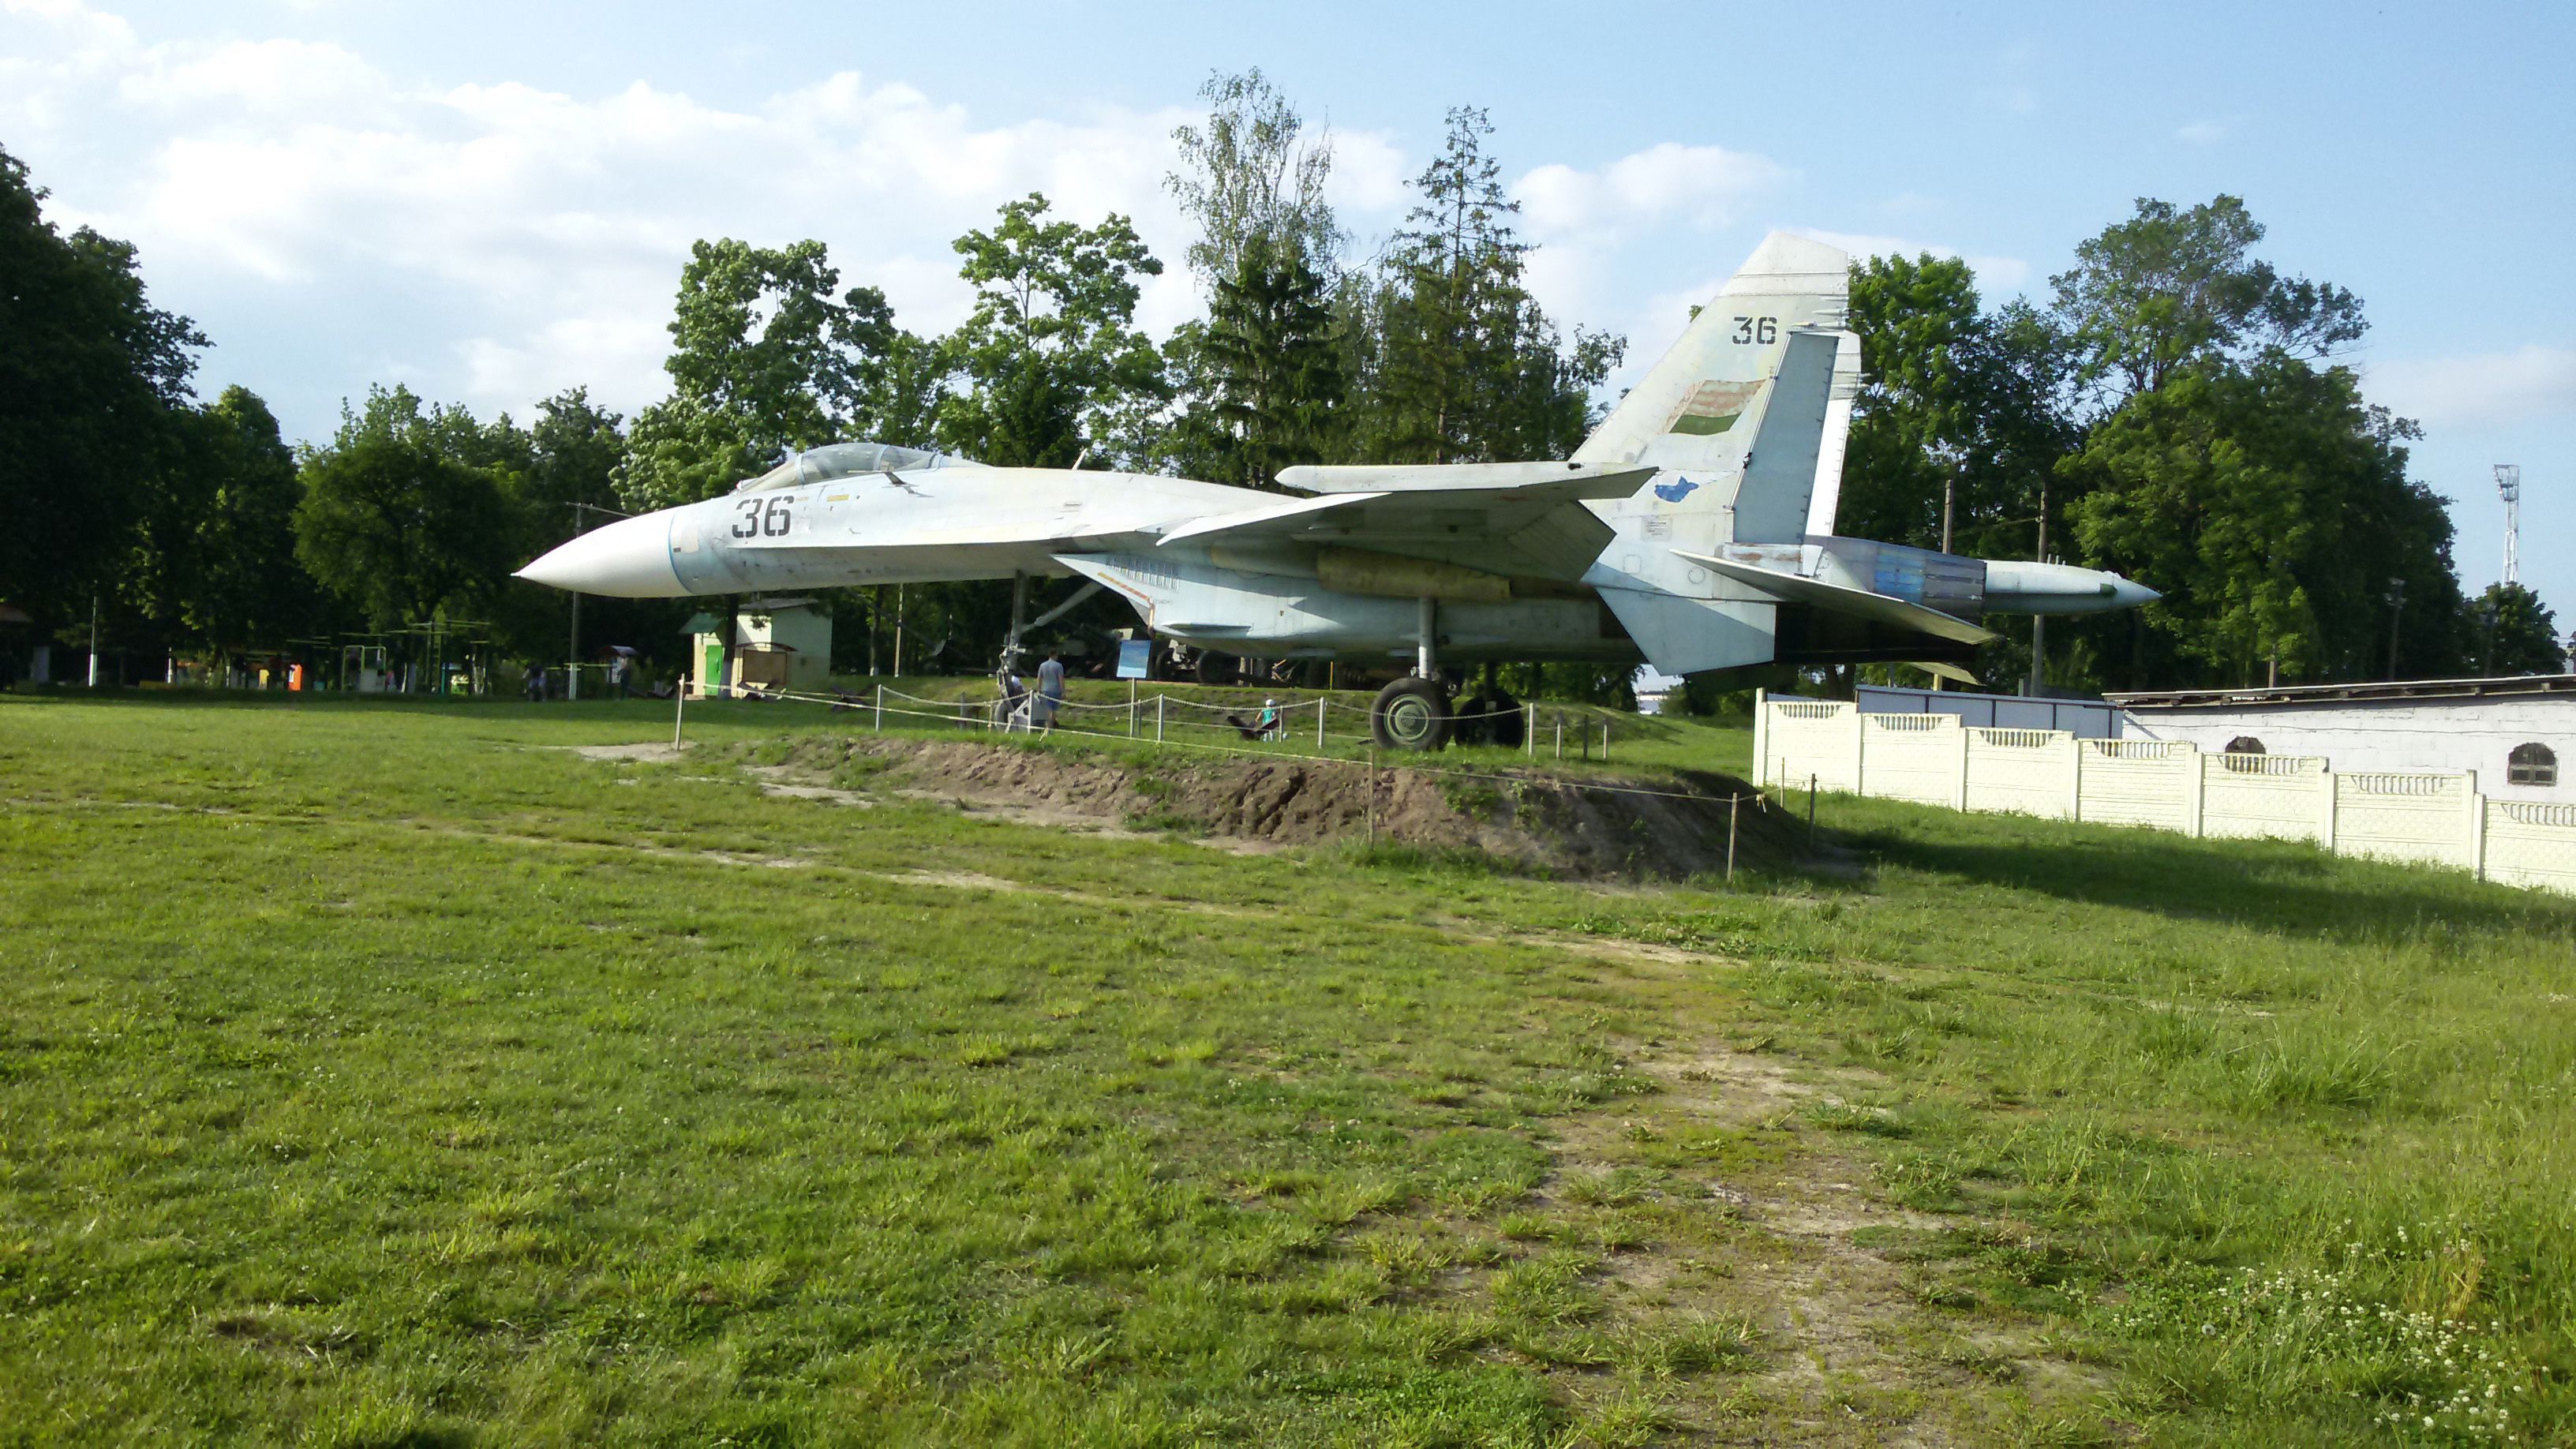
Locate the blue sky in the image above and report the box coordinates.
[6,0,2570,611]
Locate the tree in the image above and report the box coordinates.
[1166,68,1342,287]
[2050,195,2365,403]
[620,239,926,511]
[938,194,1168,467]
[1163,71,1348,488]
[124,387,316,665]
[1341,109,1620,466]
[0,144,205,622]
[2060,358,2464,686]
[294,387,513,629]
[2466,583,2565,676]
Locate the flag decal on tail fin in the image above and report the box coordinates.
[1663,380,1762,436]
[1653,477,1698,503]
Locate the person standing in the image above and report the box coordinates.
[1035,650,1066,731]
[523,661,546,702]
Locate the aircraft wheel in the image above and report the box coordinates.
[1371,676,1451,751]
[1195,650,1237,685]
[1485,691,1525,749]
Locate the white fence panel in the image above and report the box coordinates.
[1964,728,2077,819]
[2482,800,2576,893]
[1757,698,2567,895]
[2076,739,2198,832]
[2200,753,2331,843]
[2334,772,2476,871]
[1764,698,1862,792]
[1860,715,1961,807]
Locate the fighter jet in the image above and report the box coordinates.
[519,232,2154,749]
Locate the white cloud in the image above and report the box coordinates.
[2176,121,2225,144]
[1788,227,2033,291]
[1517,142,1784,241]
[2365,346,2576,430]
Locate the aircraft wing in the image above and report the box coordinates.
[1161,466,1657,581]
[1674,550,1998,646]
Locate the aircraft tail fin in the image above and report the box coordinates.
[1574,231,1861,542]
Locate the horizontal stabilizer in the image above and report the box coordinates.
[1674,550,1997,646]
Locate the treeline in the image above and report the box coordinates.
[2,72,2559,696]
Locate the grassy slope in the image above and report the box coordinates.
[0,695,2567,1446]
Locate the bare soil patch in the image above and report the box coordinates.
[770,735,1808,879]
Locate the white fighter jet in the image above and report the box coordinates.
[520,232,2154,749]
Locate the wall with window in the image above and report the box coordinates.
[2119,696,2572,801]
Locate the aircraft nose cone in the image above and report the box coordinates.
[516,511,689,597]
[2109,574,2161,608]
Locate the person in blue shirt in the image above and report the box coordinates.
[1036,650,1067,731]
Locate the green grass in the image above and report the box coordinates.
[2,692,2571,1445]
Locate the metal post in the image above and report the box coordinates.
[1726,795,1739,883]
[567,590,581,700]
[1317,696,1327,749]
[672,684,686,749]
[87,593,99,687]
[1554,715,1563,761]
[1155,694,1164,742]
[1128,680,1138,738]
[1525,702,1536,758]
[1416,597,1436,680]
[1602,721,1609,762]
[874,683,883,732]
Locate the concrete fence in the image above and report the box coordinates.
[1752,693,2576,895]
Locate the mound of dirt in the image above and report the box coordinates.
[777,736,1810,879]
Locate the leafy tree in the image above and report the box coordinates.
[123,387,317,665]
[620,239,926,510]
[2060,358,2464,686]
[0,144,205,623]
[2465,582,2566,676]
[294,387,513,629]
[1340,109,1620,466]
[1166,68,1342,287]
[2050,195,2365,403]
[938,194,1168,467]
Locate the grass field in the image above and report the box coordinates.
[2,692,2570,1446]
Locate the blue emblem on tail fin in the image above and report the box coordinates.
[1652,477,1698,503]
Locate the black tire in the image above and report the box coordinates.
[1485,691,1525,750]
[1371,676,1451,751]
[1194,650,1237,686]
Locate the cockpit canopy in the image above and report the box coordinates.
[735,440,986,492]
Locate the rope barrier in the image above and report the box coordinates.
[683,680,1766,811]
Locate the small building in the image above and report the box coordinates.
[2110,675,2574,801]
[683,597,833,697]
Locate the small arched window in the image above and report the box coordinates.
[2225,736,2267,755]
[2507,743,2558,788]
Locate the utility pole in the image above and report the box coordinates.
[2025,481,2049,698]
[87,593,100,687]
[2385,577,2406,682]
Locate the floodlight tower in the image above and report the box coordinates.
[2497,464,2522,586]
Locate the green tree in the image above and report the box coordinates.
[124,387,316,665]
[938,194,1169,467]
[2465,582,2565,676]
[2051,195,2365,402]
[1340,109,1621,466]
[0,145,205,623]
[294,388,513,630]
[620,240,927,510]
[1166,68,1342,289]
[2061,358,2463,686]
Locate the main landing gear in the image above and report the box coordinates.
[1365,599,1526,752]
